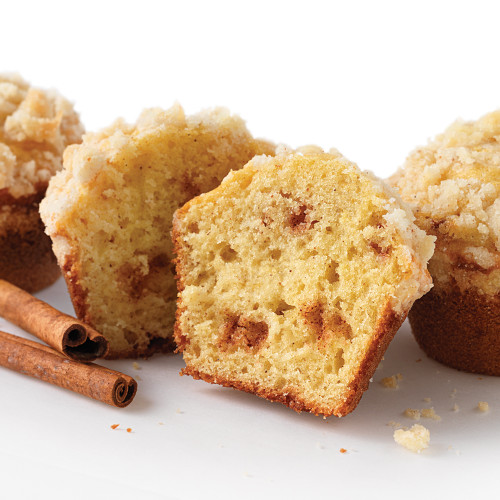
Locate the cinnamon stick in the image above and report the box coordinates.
[0,330,137,407]
[0,279,108,361]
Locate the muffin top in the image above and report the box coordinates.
[0,74,83,198]
[390,110,500,293]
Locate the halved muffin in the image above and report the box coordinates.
[173,148,434,416]
[40,104,274,358]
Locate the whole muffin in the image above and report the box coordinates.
[0,74,83,291]
[390,110,500,375]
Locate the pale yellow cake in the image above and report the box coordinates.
[0,74,83,291]
[173,148,435,417]
[390,110,500,375]
[40,104,274,358]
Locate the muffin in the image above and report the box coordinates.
[173,148,434,417]
[390,110,500,375]
[0,74,83,291]
[40,104,275,358]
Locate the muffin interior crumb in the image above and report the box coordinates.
[40,104,273,356]
[174,151,434,416]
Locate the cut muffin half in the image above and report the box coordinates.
[40,104,274,358]
[173,148,434,417]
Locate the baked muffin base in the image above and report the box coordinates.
[0,191,60,293]
[409,286,500,376]
[0,224,59,292]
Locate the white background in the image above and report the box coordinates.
[1,1,499,498]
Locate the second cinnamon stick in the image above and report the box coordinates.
[0,279,108,361]
[0,330,136,407]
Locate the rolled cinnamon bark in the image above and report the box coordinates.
[0,330,137,407]
[0,279,108,361]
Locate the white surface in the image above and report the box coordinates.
[2,279,499,499]
[1,1,500,498]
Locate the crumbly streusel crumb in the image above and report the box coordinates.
[389,110,500,295]
[0,73,83,197]
[421,407,441,421]
[478,401,490,412]
[403,408,421,420]
[387,420,402,428]
[394,424,430,453]
[452,403,459,412]
[381,373,403,389]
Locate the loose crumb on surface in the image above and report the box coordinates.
[158,422,164,425]
[403,408,421,420]
[452,403,460,412]
[339,448,347,454]
[387,420,402,428]
[126,428,133,433]
[110,424,119,430]
[478,401,490,412]
[423,397,432,403]
[132,362,141,370]
[450,389,457,399]
[394,424,430,453]
[416,358,422,363]
[380,373,403,389]
[421,407,441,421]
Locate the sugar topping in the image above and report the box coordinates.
[0,74,83,198]
[390,110,500,294]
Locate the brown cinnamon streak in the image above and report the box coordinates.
[0,279,108,361]
[0,330,136,407]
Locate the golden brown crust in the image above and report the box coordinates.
[180,365,317,415]
[409,286,500,376]
[339,306,404,415]
[0,188,59,292]
[172,208,191,354]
